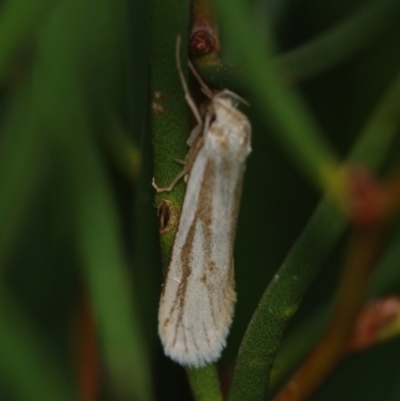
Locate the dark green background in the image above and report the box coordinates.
[1,0,400,400]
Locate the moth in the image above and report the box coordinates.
[153,36,251,368]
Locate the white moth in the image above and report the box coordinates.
[153,36,251,368]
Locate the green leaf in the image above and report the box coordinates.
[0,290,79,401]
[214,0,340,195]
[196,0,400,91]
[150,0,192,265]
[0,0,57,82]
[269,221,400,395]
[30,1,152,399]
[274,0,400,82]
[0,85,44,269]
[228,68,400,401]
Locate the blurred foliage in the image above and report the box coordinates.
[0,0,400,401]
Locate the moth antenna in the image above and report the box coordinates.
[188,61,214,99]
[188,62,249,106]
[176,34,202,125]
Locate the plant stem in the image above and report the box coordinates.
[272,224,384,401]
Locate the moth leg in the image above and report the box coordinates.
[152,168,187,193]
[188,60,213,99]
[187,122,202,146]
[153,37,203,194]
[176,35,203,127]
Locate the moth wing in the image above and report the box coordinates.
[158,234,235,368]
[158,151,236,367]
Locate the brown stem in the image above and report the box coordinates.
[273,224,383,401]
[75,292,99,401]
[272,169,395,401]
[272,166,400,401]
[348,296,400,351]
[190,0,220,60]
